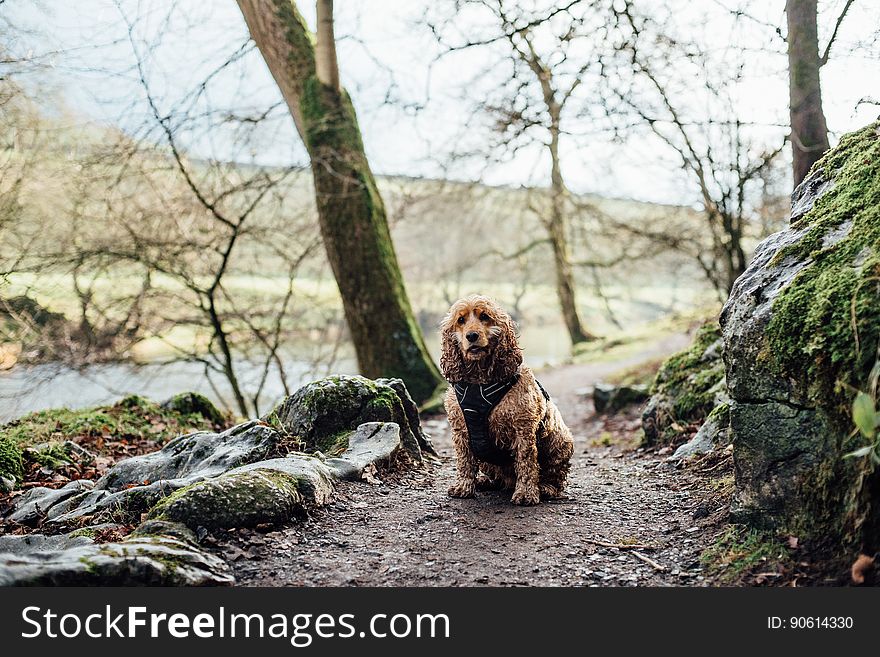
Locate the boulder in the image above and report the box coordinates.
[720,121,880,555]
[148,469,307,532]
[161,392,227,427]
[46,421,281,524]
[0,377,427,584]
[375,378,436,455]
[592,383,650,414]
[0,534,233,586]
[227,455,335,506]
[642,323,727,446]
[98,420,279,491]
[265,375,427,460]
[668,403,732,461]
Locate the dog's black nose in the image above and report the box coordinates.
[466,331,479,343]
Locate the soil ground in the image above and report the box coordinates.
[221,333,737,587]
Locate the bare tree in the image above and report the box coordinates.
[1,3,337,417]
[235,0,443,403]
[601,4,787,296]
[426,0,607,345]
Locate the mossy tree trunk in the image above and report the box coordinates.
[547,118,593,345]
[786,0,830,188]
[236,0,443,403]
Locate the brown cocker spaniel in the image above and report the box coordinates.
[440,295,574,505]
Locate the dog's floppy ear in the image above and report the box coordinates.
[489,306,522,381]
[439,311,466,382]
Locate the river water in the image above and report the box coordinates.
[0,323,574,422]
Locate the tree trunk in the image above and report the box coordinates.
[548,121,594,345]
[786,0,830,188]
[236,0,443,402]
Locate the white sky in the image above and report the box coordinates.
[7,0,880,205]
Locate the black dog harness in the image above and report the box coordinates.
[452,374,552,465]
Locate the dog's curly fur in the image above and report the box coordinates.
[440,295,574,505]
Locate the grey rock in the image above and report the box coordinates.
[148,468,307,532]
[593,383,650,414]
[97,420,279,492]
[146,452,337,533]
[266,375,424,461]
[228,454,336,506]
[325,422,402,480]
[0,532,94,555]
[641,325,726,446]
[4,479,94,526]
[719,122,880,545]
[375,378,436,455]
[47,421,281,524]
[0,535,233,586]
[669,410,731,461]
[721,226,812,404]
[129,520,199,544]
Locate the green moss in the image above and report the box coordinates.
[148,469,305,531]
[0,435,23,482]
[0,394,223,453]
[706,401,731,424]
[28,442,74,469]
[78,556,101,576]
[648,322,724,439]
[765,121,880,424]
[315,430,350,456]
[272,0,316,79]
[651,323,722,395]
[162,392,226,426]
[701,525,793,583]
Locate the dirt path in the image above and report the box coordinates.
[222,334,726,586]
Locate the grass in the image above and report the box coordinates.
[0,393,230,485]
[701,525,794,584]
[0,394,220,449]
[572,305,720,366]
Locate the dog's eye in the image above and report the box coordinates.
[457,316,465,325]
[479,313,490,323]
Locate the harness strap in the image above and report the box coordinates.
[452,373,520,465]
[452,374,555,465]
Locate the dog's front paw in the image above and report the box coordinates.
[448,481,476,498]
[511,487,540,506]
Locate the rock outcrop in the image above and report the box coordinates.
[0,375,426,584]
[720,121,880,556]
[0,528,233,586]
[265,375,433,459]
[642,323,727,446]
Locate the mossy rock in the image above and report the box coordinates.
[161,392,227,427]
[720,120,880,559]
[263,375,432,460]
[0,535,233,585]
[149,469,305,532]
[641,322,727,446]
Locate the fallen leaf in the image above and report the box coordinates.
[851,554,874,584]
[361,463,382,485]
